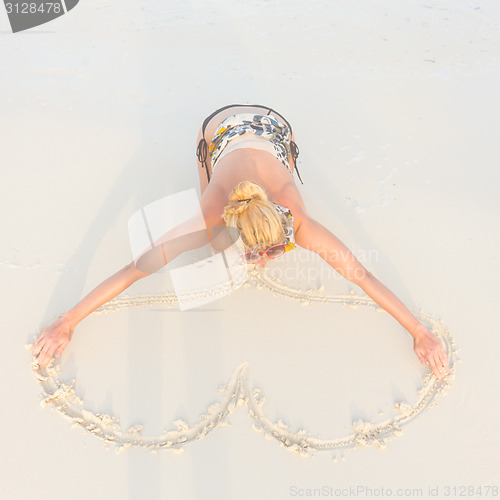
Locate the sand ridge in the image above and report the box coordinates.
[28,268,458,459]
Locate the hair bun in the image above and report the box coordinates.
[223,202,249,218]
[223,181,268,218]
[229,181,267,202]
[222,181,285,250]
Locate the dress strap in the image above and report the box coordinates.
[290,140,303,184]
[196,136,210,183]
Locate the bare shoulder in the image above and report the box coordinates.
[200,183,228,226]
[273,181,309,231]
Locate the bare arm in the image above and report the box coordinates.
[64,262,150,327]
[33,214,235,368]
[294,214,449,379]
[32,261,151,368]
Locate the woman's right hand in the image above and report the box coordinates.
[32,317,75,369]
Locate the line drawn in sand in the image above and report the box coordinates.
[28,268,458,460]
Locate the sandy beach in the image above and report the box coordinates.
[1,1,500,498]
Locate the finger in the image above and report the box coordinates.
[32,336,44,357]
[55,343,66,358]
[430,354,446,379]
[438,352,448,366]
[431,364,443,379]
[436,350,448,368]
[32,342,44,359]
[437,342,449,363]
[416,351,427,367]
[37,348,48,368]
[33,330,46,346]
[439,355,449,374]
[34,331,50,352]
[425,353,439,377]
[38,343,55,368]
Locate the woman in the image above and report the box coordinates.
[33,104,449,380]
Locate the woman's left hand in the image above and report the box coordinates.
[412,324,449,379]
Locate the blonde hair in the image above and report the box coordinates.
[222,181,285,251]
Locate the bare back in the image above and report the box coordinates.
[196,106,307,227]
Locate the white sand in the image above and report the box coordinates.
[2,1,500,498]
